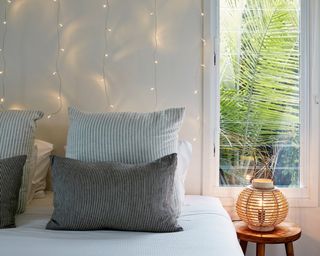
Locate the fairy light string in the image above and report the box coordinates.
[151,0,158,110]
[200,0,205,139]
[201,0,205,70]
[193,0,206,143]
[0,0,10,109]
[48,0,63,119]
[102,0,113,109]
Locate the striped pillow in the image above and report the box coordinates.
[0,110,44,213]
[66,107,185,215]
[47,154,182,232]
[66,107,185,163]
[0,155,27,228]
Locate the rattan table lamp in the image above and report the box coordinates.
[236,179,288,232]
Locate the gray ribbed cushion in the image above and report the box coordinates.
[66,107,185,163]
[0,110,44,213]
[0,155,27,228]
[46,154,182,232]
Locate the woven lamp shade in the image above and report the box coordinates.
[236,179,288,232]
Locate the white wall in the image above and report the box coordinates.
[0,0,203,194]
[1,0,319,256]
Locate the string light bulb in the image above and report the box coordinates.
[0,98,4,103]
[3,21,7,25]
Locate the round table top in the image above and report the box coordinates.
[234,221,301,244]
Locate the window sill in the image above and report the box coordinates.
[207,186,319,208]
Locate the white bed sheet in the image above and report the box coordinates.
[0,194,243,256]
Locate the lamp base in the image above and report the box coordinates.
[248,224,275,232]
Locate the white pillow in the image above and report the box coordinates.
[29,140,53,200]
[175,140,192,208]
[27,144,38,202]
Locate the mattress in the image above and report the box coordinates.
[0,194,243,256]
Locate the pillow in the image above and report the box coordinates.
[175,140,192,209]
[27,143,38,203]
[29,140,54,200]
[66,107,185,163]
[0,110,44,213]
[66,107,185,215]
[46,154,182,232]
[60,140,192,212]
[0,155,27,228]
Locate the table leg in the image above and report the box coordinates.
[256,243,265,256]
[285,242,294,256]
[239,240,248,254]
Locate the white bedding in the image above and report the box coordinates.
[0,194,243,256]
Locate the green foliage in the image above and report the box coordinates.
[219,0,300,186]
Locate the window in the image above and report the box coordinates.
[203,0,319,207]
[219,0,302,187]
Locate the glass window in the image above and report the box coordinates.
[219,0,302,187]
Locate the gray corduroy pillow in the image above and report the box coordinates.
[46,154,182,232]
[0,155,27,229]
[0,110,44,213]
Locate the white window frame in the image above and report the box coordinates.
[202,0,319,207]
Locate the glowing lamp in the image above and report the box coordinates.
[236,179,288,232]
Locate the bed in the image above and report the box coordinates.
[0,193,243,256]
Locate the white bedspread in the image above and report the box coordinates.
[0,194,243,256]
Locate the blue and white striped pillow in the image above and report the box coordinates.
[0,110,44,213]
[66,107,185,215]
[66,107,185,164]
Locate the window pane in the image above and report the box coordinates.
[219,0,301,187]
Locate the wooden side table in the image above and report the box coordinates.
[234,221,301,256]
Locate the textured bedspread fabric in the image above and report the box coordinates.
[0,194,243,256]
